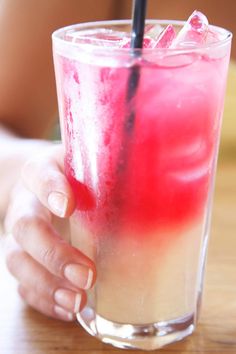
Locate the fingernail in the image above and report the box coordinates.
[48,192,68,217]
[74,293,82,313]
[64,264,93,290]
[54,288,82,313]
[54,305,74,321]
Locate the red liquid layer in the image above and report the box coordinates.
[56,52,227,238]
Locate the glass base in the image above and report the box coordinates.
[77,308,195,350]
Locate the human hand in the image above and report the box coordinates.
[4,144,96,321]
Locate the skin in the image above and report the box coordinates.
[1,0,235,322]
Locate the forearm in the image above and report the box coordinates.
[0,125,52,220]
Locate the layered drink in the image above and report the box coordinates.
[52,12,232,350]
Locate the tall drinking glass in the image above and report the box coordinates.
[52,20,232,350]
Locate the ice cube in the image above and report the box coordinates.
[66,29,128,47]
[203,28,226,58]
[153,25,176,48]
[172,10,209,48]
[120,36,155,48]
[205,28,221,44]
[119,24,176,49]
[145,24,164,40]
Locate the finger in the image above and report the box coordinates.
[12,215,96,290]
[6,249,86,316]
[0,230,21,259]
[5,184,70,243]
[18,285,76,322]
[21,144,75,218]
[4,182,52,234]
[6,184,96,290]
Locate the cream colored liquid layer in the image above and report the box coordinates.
[71,216,205,324]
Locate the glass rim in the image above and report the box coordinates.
[52,19,232,56]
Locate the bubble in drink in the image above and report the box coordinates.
[172,10,209,48]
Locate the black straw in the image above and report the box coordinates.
[111,0,148,232]
[125,0,147,133]
[131,0,147,49]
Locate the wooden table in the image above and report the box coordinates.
[0,161,236,354]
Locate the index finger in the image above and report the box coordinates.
[21,144,75,218]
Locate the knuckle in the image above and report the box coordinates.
[18,285,26,299]
[12,215,32,242]
[23,285,54,318]
[39,170,60,192]
[37,170,66,204]
[22,288,36,309]
[21,158,34,179]
[4,204,14,234]
[40,244,58,269]
[4,194,24,234]
[32,271,52,297]
[12,214,47,244]
[22,153,47,177]
[6,249,23,275]
[40,241,68,277]
[22,152,64,196]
